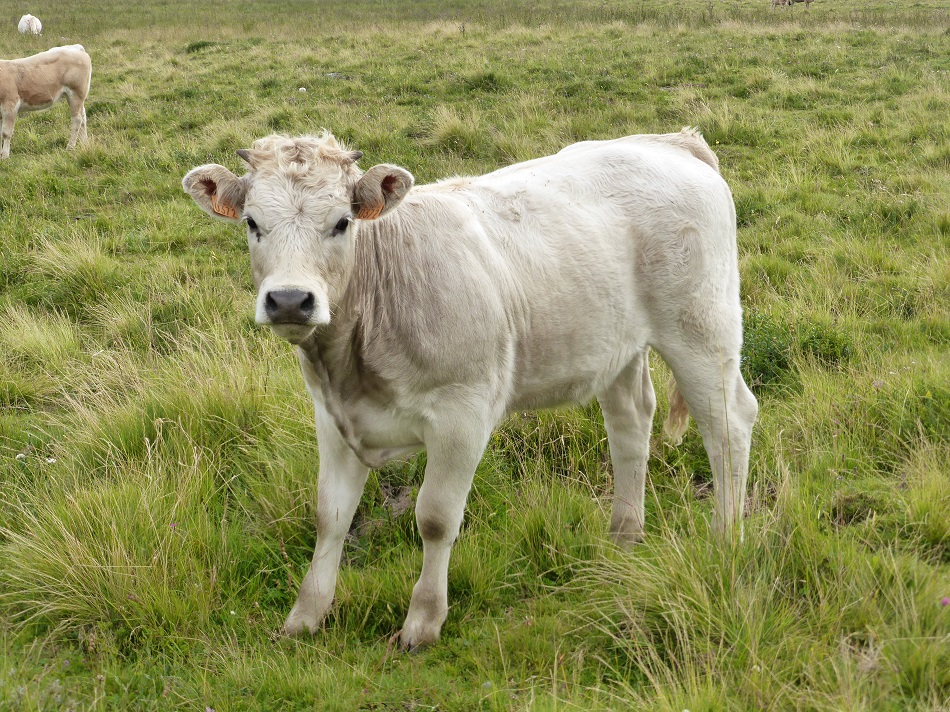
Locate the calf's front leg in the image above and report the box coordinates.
[0,105,16,160]
[283,404,369,635]
[400,416,492,650]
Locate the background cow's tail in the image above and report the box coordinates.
[663,378,691,445]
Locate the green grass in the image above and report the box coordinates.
[1,0,949,708]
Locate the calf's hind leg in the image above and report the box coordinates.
[66,92,87,149]
[659,343,758,540]
[597,350,657,546]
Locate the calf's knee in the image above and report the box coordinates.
[417,514,451,544]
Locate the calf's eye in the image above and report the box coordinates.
[332,216,351,235]
[245,217,262,241]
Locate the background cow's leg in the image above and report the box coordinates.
[283,404,369,636]
[0,105,16,159]
[65,92,87,149]
[660,346,758,540]
[401,415,492,650]
[597,350,656,547]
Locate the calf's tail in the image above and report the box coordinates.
[662,378,691,445]
[676,127,720,173]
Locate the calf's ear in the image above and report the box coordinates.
[352,164,414,220]
[182,164,246,223]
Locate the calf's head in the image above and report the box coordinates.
[183,133,413,343]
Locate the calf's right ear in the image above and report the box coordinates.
[182,164,246,223]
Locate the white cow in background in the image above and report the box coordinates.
[0,45,91,159]
[183,128,758,649]
[17,15,42,35]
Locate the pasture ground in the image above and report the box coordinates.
[1,0,949,709]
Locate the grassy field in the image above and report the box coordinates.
[1,0,949,708]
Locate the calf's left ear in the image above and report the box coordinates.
[182,164,247,223]
[352,164,414,220]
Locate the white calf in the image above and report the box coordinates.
[183,129,758,648]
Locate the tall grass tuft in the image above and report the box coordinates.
[574,468,950,709]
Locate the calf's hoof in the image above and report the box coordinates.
[609,517,644,549]
[400,589,447,651]
[399,620,441,652]
[711,515,744,544]
[282,605,323,637]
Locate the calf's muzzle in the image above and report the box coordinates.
[264,289,316,324]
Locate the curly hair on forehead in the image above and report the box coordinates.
[238,131,363,180]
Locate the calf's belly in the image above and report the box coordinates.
[18,98,58,113]
[16,82,67,111]
[508,328,646,411]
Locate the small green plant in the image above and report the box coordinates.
[743,312,854,390]
[742,311,797,388]
[185,40,216,53]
